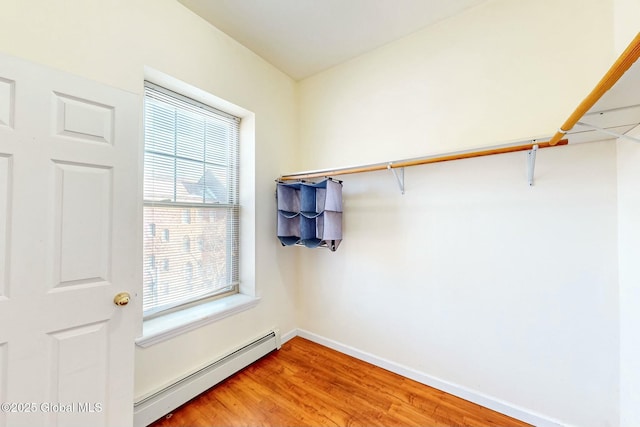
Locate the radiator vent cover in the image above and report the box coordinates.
[134,329,280,427]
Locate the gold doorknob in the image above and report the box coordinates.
[113,292,130,306]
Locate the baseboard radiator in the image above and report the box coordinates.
[133,329,281,427]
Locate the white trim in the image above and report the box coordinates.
[280,328,298,344]
[136,294,260,347]
[296,329,568,427]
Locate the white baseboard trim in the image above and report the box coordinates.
[280,328,298,344]
[296,328,567,427]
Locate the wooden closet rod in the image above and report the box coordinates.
[549,32,640,145]
[279,33,639,181]
[279,139,567,181]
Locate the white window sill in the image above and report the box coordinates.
[135,294,261,348]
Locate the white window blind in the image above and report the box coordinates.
[143,82,240,317]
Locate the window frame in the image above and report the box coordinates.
[136,69,258,347]
[142,81,240,318]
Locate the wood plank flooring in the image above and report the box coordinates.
[148,337,531,427]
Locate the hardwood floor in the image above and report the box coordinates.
[148,337,531,427]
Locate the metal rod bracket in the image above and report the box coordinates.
[388,163,405,194]
[527,144,538,186]
[576,121,640,144]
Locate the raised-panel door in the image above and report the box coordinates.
[0,53,140,427]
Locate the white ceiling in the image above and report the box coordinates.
[178,0,487,80]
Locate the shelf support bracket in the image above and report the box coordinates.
[576,121,640,144]
[388,163,405,194]
[527,144,538,186]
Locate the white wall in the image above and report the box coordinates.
[613,2,640,425]
[614,0,640,53]
[297,0,620,425]
[298,0,615,171]
[618,129,640,427]
[298,142,619,426]
[0,0,299,400]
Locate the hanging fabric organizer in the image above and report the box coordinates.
[276,178,343,251]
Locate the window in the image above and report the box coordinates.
[143,82,240,317]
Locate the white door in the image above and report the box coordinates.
[0,54,141,427]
